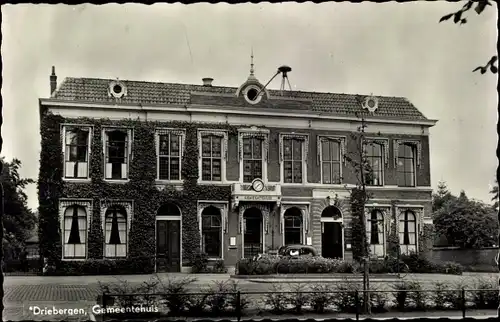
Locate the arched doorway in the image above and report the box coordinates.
[156,203,181,272]
[321,206,343,259]
[243,207,263,258]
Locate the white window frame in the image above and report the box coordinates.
[238,129,269,184]
[61,125,92,181]
[197,201,228,260]
[364,139,388,187]
[318,136,346,185]
[198,130,228,184]
[101,200,133,259]
[279,133,308,185]
[366,208,386,258]
[102,128,132,182]
[59,199,92,261]
[155,128,186,183]
[398,209,418,255]
[394,139,422,188]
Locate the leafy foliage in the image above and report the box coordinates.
[38,112,237,272]
[1,158,36,260]
[433,190,498,248]
[439,0,497,74]
[490,180,498,212]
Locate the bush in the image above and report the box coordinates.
[369,285,389,313]
[97,276,159,308]
[392,281,412,311]
[286,283,310,314]
[399,252,463,275]
[431,282,450,310]
[264,283,288,313]
[49,256,155,275]
[332,282,359,313]
[405,281,429,311]
[470,277,499,309]
[191,253,209,273]
[212,259,228,273]
[310,283,334,313]
[156,276,197,316]
[442,280,468,310]
[236,255,354,275]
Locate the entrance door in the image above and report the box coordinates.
[321,222,343,259]
[243,208,262,258]
[156,220,181,272]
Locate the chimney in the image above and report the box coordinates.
[202,77,213,86]
[50,66,57,96]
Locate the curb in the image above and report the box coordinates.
[231,274,400,280]
[247,278,400,283]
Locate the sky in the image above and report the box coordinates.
[1,3,498,211]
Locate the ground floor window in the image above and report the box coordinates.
[104,205,128,258]
[201,206,222,258]
[399,210,417,254]
[63,205,87,259]
[284,207,303,245]
[367,209,384,257]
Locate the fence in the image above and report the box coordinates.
[100,288,499,321]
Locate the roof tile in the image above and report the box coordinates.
[51,77,429,121]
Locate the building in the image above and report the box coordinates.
[38,61,437,273]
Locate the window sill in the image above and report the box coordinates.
[61,258,86,261]
[198,181,229,185]
[104,179,130,184]
[156,180,183,185]
[63,178,91,183]
[103,257,127,260]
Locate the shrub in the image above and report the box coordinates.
[97,276,159,308]
[264,283,288,313]
[212,259,228,273]
[191,253,209,273]
[369,285,389,313]
[431,282,450,310]
[400,252,435,273]
[156,276,197,316]
[286,283,310,314]
[442,280,468,310]
[470,277,499,309]
[205,281,233,314]
[436,262,464,275]
[332,282,359,313]
[392,281,411,311]
[405,280,429,311]
[310,283,334,313]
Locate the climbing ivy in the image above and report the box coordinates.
[350,188,368,263]
[38,112,238,274]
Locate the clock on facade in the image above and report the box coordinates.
[252,178,264,192]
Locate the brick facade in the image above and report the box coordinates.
[39,69,436,271]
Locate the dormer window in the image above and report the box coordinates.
[108,80,127,99]
[243,85,263,104]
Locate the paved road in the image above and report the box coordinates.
[3,272,498,321]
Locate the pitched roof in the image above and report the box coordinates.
[51,77,431,121]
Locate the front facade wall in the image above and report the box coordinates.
[39,110,433,272]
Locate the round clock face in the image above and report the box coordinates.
[367,99,375,108]
[252,179,264,192]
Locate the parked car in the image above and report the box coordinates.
[278,244,318,257]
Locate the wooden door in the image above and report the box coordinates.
[321,222,343,259]
[156,220,181,272]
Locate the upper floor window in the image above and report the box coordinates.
[397,143,415,187]
[242,137,263,183]
[282,137,305,184]
[320,138,342,184]
[399,210,417,255]
[201,135,222,182]
[157,130,184,181]
[104,129,130,180]
[62,205,87,259]
[104,205,128,258]
[366,142,384,186]
[367,209,384,257]
[63,126,90,179]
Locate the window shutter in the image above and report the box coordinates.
[121,163,128,179]
[105,163,113,179]
[65,162,75,178]
[77,162,88,178]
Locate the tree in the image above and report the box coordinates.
[439,0,498,74]
[0,158,36,260]
[432,181,456,212]
[344,110,375,314]
[434,190,498,249]
[490,180,499,212]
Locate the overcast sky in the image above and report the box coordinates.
[2,3,498,211]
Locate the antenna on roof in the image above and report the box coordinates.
[255,65,293,98]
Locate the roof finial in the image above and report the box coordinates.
[250,47,255,77]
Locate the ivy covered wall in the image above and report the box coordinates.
[38,112,238,272]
